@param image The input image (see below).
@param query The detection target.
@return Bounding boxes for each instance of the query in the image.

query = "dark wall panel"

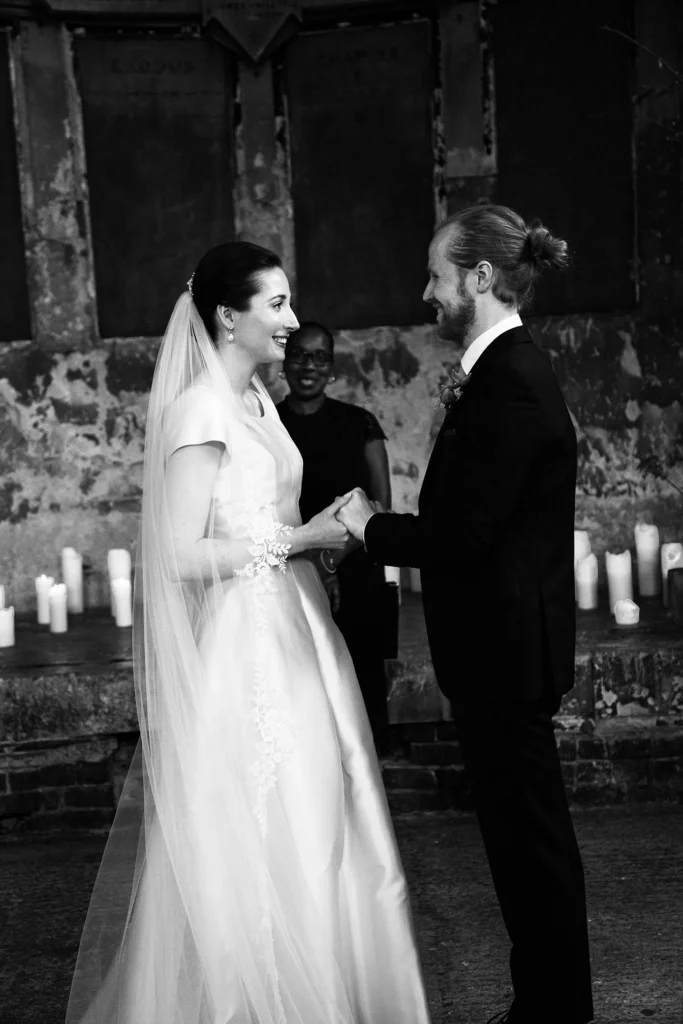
[75,37,235,338]
[0,32,31,343]
[493,0,635,314]
[286,21,435,329]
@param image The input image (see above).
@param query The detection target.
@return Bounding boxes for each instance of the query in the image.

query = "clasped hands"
[304,488,384,553]
[334,487,382,541]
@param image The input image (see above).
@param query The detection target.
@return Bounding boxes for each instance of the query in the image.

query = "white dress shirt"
[460,312,523,376]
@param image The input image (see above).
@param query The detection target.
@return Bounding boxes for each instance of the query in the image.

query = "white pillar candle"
[49,583,68,634]
[112,577,132,627]
[108,549,132,616]
[409,567,422,593]
[614,598,640,626]
[634,523,660,596]
[61,547,84,614]
[0,584,4,610]
[0,606,14,647]
[576,553,598,610]
[661,542,683,607]
[605,550,634,614]
[35,575,55,624]
[384,565,402,605]
[574,531,591,601]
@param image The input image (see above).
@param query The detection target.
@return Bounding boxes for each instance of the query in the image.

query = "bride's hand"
[303,495,352,550]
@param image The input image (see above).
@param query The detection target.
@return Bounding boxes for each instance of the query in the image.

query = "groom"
[338,205,593,1024]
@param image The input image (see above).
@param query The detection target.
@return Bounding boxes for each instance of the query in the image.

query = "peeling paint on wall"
[0,342,149,610]
[1,308,682,613]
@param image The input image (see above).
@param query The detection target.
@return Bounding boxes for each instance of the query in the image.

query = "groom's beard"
[436,287,476,345]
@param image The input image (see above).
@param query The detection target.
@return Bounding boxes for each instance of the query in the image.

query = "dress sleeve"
[359,408,387,443]
[165,387,230,460]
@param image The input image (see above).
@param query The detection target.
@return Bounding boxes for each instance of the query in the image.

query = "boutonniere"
[436,367,472,409]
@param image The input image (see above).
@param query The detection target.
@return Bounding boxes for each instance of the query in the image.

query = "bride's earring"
[222,306,234,342]
[328,376,337,384]
[278,371,286,379]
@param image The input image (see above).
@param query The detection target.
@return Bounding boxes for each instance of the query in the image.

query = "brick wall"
[1,720,682,834]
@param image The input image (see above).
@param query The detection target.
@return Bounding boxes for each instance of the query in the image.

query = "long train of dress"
[66,382,432,1024]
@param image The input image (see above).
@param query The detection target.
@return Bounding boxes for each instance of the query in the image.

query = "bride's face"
[230,267,300,364]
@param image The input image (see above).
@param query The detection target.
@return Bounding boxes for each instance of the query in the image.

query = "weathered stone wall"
[2,311,681,611]
[0,0,681,613]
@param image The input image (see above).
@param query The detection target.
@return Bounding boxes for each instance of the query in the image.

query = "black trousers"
[334,559,389,748]
[451,697,594,1024]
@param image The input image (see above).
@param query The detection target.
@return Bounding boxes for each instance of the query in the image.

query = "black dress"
[277,396,390,747]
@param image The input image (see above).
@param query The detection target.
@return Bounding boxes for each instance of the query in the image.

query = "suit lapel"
[419,401,465,507]
[419,324,533,509]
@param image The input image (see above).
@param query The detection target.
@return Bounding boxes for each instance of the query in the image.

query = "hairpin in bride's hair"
[187,272,195,298]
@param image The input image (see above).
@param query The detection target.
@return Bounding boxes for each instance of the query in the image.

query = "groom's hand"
[335,487,377,541]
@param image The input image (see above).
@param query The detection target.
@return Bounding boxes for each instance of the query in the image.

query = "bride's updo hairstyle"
[191,241,282,342]
[443,204,569,311]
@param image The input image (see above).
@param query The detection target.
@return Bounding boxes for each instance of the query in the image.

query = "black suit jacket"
[365,325,577,704]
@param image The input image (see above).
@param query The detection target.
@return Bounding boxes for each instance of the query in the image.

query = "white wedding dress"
[66,368,432,1024]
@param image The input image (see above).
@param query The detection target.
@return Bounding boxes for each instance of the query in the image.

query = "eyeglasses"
[286,347,333,367]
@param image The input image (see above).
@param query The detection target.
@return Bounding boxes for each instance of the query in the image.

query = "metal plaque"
[75,37,235,337]
[286,21,435,328]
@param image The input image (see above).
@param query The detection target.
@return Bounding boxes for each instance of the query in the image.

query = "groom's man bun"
[523,220,569,270]
[441,204,569,312]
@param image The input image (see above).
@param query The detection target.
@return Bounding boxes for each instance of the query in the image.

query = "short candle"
[49,583,68,634]
[575,553,598,610]
[605,550,633,615]
[35,575,55,625]
[112,577,133,628]
[614,598,640,626]
[108,549,132,616]
[0,606,15,647]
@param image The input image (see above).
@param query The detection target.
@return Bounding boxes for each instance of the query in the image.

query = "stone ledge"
[0,602,682,831]
[0,669,137,744]
[387,594,683,725]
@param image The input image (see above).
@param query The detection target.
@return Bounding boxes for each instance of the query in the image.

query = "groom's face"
[423,233,476,345]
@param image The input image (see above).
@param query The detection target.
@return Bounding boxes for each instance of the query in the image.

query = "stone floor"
[0,805,681,1024]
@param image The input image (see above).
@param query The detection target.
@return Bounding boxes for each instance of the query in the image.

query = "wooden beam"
[11,21,97,351]
[234,59,296,286]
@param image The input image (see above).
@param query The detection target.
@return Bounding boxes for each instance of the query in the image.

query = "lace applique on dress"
[234,510,293,589]
[234,505,296,837]
[234,501,295,1024]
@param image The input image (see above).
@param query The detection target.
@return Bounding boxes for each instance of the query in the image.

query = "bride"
[65,241,432,1024]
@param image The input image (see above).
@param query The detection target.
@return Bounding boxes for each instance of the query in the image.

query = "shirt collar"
[460,313,523,376]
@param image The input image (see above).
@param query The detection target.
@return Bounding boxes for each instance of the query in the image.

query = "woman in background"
[277,322,392,754]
